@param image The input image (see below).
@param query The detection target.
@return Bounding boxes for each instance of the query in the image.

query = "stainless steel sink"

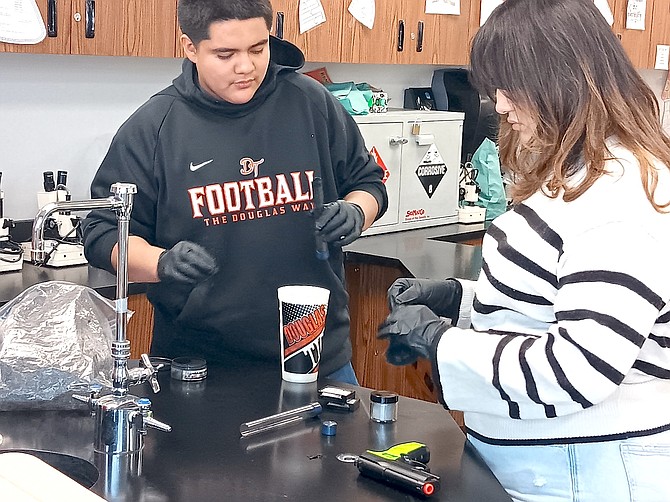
[0,449,99,488]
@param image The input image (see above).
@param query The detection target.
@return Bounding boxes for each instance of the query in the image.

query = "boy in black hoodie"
[82,0,387,383]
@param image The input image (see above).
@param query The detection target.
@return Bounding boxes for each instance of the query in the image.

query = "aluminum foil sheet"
[0,281,118,409]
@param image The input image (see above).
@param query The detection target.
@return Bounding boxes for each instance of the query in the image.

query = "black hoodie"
[83,37,387,375]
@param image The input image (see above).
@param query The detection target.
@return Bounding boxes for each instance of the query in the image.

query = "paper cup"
[278,285,330,383]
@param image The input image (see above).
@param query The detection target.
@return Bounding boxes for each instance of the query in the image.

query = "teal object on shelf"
[325,82,373,115]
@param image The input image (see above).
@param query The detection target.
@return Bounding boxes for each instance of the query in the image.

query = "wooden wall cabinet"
[427,0,478,66]
[268,0,474,65]
[468,0,667,70]
[1,1,669,68]
[339,0,473,65]
[648,0,670,70]
[269,0,344,63]
[269,0,670,68]
[176,1,345,61]
[70,0,177,57]
[612,0,656,69]
[0,0,177,57]
[585,0,670,70]
[0,0,69,54]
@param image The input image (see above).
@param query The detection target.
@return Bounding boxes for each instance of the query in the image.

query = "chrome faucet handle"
[141,353,161,393]
[72,382,104,415]
[137,398,172,434]
[144,416,172,433]
[127,354,161,393]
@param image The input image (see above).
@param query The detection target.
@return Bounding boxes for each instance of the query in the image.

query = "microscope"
[458,159,486,224]
[0,172,24,273]
[24,170,87,266]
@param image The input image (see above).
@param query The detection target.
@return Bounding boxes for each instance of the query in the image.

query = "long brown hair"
[470,0,670,212]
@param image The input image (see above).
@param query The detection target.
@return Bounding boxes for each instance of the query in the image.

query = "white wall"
[0,52,667,219]
[1,53,182,219]
[0,53,440,219]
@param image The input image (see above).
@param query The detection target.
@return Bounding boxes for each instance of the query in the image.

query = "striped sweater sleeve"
[434,205,670,420]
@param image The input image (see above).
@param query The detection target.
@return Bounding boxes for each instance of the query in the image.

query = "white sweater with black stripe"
[436,141,670,444]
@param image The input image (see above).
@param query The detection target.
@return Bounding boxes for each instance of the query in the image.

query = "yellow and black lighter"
[355,441,440,498]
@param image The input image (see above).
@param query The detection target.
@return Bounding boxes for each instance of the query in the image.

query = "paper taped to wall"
[593,0,614,25]
[655,46,670,71]
[426,0,460,16]
[626,0,646,31]
[0,0,46,44]
[300,0,326,34]
[349,0,375,29]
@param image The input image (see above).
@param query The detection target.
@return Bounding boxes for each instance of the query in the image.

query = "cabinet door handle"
[389,136,408,146]
[85,0,95,39]
[47,0,57,37]
[397,20,404,52]
[416,21,424,52]
[275,12,284,39]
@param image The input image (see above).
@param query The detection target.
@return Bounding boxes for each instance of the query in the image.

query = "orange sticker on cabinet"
[370,147,390,184]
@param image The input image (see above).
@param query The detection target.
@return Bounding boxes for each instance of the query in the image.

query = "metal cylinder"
[93,395,144,454]
[110,182,137,346]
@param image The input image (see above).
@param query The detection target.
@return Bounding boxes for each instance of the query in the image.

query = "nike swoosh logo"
[190,159,214,171]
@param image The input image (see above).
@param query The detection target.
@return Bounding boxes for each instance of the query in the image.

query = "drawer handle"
[397,20,404,52]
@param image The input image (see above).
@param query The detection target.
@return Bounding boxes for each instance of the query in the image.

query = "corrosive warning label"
[415,144,447,198]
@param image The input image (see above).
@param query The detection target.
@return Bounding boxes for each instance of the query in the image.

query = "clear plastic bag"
[0,281,119,410]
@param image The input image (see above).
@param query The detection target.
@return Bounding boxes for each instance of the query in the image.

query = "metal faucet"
[32,183,171,454]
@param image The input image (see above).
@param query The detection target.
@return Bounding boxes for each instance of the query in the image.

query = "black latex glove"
[315,200,365,247]
[387,278,462,322]
[157,241,218,285]
[378,304,451,366]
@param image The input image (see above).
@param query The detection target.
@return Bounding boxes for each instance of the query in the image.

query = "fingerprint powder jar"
[170,357,208,382]
[370,391,398,423]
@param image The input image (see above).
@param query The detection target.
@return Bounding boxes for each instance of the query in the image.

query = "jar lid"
[171,357,207,371]
[370,390,398,404]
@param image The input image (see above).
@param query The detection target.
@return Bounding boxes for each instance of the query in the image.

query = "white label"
[655,45,670,71]
[626,0,646,30]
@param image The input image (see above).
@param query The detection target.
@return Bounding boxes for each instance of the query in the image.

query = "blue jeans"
[468,429,670,502]
[325,361,359,386]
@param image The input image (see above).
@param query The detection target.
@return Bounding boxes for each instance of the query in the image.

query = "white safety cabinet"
[354,110,464,235]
